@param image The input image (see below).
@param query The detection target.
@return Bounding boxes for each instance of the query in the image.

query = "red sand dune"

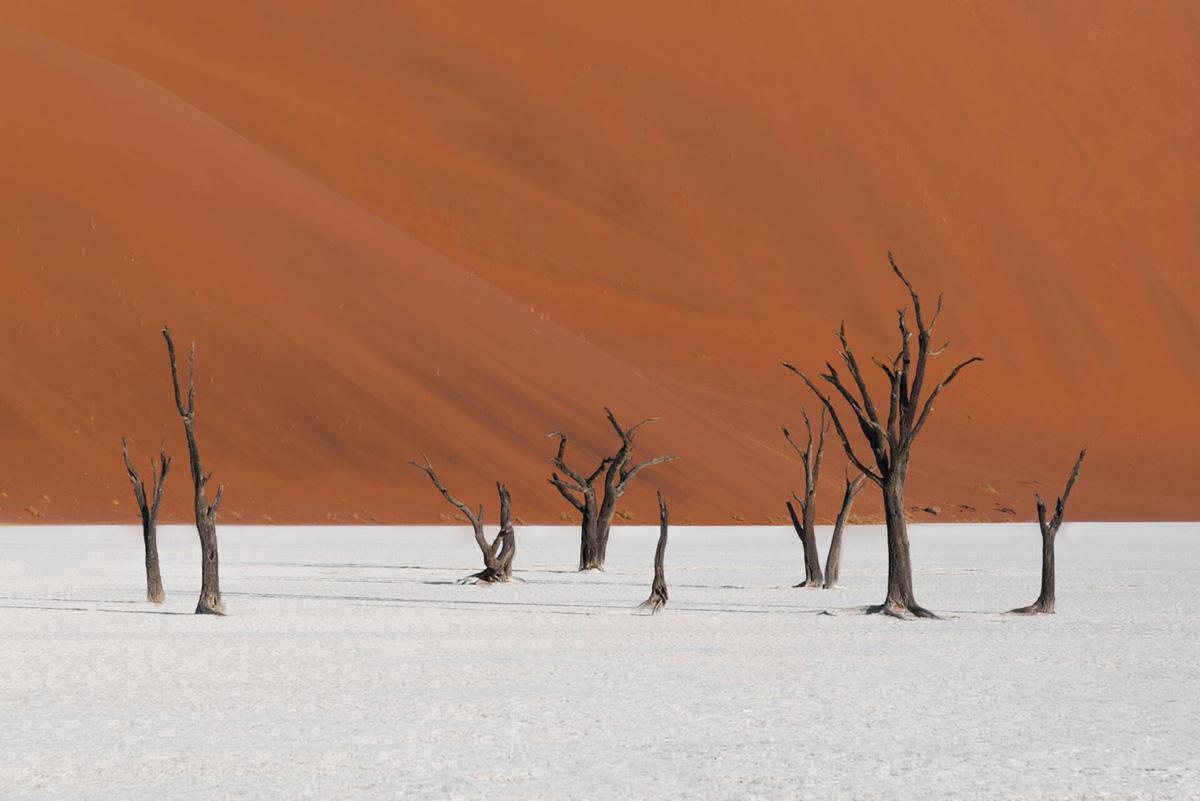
[0,3,1197,524]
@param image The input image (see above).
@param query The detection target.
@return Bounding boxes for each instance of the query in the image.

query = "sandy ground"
[1,523,1197,800]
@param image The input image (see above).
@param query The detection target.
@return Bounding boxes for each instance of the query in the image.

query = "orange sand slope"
[0,3,1197,523]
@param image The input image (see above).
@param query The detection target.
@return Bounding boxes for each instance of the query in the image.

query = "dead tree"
[784,252,982,617]
[549,432,611,571]
[1010,449,1086,615]
[823,471,866,589]
[596,408,678,565]
[121,437,171,603]
[163,326,225,616]
[783,408,828,587]
[410,454,515,583]
[639,491,670,614]
[549,408,676,571]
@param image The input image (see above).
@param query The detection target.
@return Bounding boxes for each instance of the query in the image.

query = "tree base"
[792,580,824,588]
[866,600,938,619]
[638,590,667,615]
[458,568,510,585]
[1009,601,1055,615]
[195,600,225,616]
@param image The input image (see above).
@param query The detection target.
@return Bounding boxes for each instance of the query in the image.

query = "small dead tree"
[549,408,676,571]
[121,437,171,603]
[783,408,828,587]
[549,432,611,571]
[1010,449,1086,615]
[163,326,225,616]
[639,491,670,613]
[410,454,515,583]
[785,252,982,617]
[823,471,866,589]
[596,408,677,565]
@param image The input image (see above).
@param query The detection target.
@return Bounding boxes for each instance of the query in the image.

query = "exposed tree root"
[865,601,939,620]
[1008,601,1054,615]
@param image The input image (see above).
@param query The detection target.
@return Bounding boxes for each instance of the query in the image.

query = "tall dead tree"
[823,471,866,589]
[410,454,515,583]
[121,437,171,603]
[785,252,982,617]
[163,326,225,616]
[549,408,676,571]
[1010,449,1085,615]
[639,491,670,614]
[783,408,828,587]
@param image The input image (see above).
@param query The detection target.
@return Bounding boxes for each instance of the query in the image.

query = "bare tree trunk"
[142,520,164,603]
[800,499,823,588]
[786,499,822,588]
[823,472,865,588]
[1011,449,1085,615]
[163,326,225,616]
[121,437,171,603]
[195,510,223,615]
[639,491,669,613]
[873,470,931,617]
[595,480,617,566]
[579,493,602,571]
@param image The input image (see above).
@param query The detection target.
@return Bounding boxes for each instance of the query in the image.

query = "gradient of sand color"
[0,3,1196,523]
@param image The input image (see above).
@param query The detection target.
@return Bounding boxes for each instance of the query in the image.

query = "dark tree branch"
[619,454,678,486]
[409,454,484,535]
[911,356,984,439]
[548,473,586,511]
[783,363,882,486]
[121,437,148,511]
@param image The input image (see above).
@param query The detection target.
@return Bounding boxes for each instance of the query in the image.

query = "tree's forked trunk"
[143,521,165,604]
[1011,449,1085,615]
[121,437,170,604]
[550,410,676,573]
[462,482,517,584]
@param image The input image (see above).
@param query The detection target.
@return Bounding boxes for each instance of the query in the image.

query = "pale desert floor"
[1,523,1197,800]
